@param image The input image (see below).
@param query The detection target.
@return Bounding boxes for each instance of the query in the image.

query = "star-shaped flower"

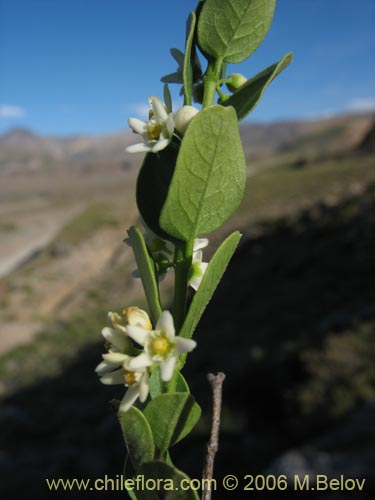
[126,310,196,382]
[126,96,174,153]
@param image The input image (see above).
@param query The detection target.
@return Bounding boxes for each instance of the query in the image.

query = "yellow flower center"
[123,370,136,386]
[147,122,162,140]
[152,336,169,355]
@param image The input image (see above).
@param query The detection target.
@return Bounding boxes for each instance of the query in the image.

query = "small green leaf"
[149,367,190,399]
[136,146,179,243]
[163,84,172,113]
[118,406,155,471]
[127,226,162,325]
[183,12,196,106]
[144,393,201,453]
[160,106,246,241]
[161,48,184,84]
[137,461,200,500]
[180,231,241,340]
[223,52,293,120]
[124,457,139,500]
[197,0,276,63]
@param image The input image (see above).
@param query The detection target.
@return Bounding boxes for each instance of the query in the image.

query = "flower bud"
[226,73,247,92]
[174,106,199,135]
[123,307,152,330]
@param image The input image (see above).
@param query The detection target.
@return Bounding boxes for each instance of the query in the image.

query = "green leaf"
[124,457,139,500]
[144,393,201,453]
[149,367,190,399]
[136,146,179,243]
[180,231,241,340]
[197,0,276,63]
[222,52,293,120]
[183,12,196,106]
[137,461,200,500]
[118,406,155,471]
[160,106,246,241]
[163,84,172,113]
[127,226,162,325]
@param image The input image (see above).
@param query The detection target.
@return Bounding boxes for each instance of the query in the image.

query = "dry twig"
[201,372,226,500]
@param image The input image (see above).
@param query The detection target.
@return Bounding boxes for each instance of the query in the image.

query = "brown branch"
[202,372,226,500]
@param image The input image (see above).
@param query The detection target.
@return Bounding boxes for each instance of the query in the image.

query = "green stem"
[202,57,224,108]
[173,240,194,332]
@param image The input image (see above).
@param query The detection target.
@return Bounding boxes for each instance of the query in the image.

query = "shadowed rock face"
[357,120,375,153]
[0,188,374,500]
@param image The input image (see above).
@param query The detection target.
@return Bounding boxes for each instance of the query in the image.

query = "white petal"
[156,310,175,339]
[101,327,128,351]
[139,373,149,402]
[119,386,140,413]
[150,96,168,123]
[126,307,152,330]
[128,117,147,135]
[100,368,124,385]
[95,360,114,375]
[126,325,150,346]
[189,276,201,291]
[200,262,208,273]
[128,352,153,370]
[192,250,203,263]
[102,352,128,364]
[160,356,176,382]
[126,142,151,153]
[193,238,209,252]
[189,262,208,291]
[165,113,175,136]
[151,138,170,153]
[175,337,197,355]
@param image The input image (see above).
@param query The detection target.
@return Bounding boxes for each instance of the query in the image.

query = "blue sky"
[0,0,374,135]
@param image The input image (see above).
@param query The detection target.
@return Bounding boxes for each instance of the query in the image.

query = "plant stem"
[173,240,193,331]
[202,57,223,108]
[202,372,226,500]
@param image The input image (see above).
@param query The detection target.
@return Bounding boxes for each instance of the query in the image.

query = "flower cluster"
[126,96,198,154]
[96,307,196,412]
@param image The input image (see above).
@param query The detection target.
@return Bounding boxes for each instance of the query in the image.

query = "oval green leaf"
[118,406,155,471]
[160,106,246,241]
[136,146,179,243]
[137,461,200,500]
[197,0,276,63]
[179,231,241,341]
[144,393,201,453]
[222,52,293,120]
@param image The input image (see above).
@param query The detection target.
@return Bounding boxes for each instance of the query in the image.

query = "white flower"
[99,355,150,413]
[174,105,199,135]
[188,238,209,291]
[126,310,197,382]
[126,96,174,153]
[95,306,152,412]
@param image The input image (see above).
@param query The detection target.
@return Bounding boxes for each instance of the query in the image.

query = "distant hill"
[240,113,374,158]
[0,113,373,173]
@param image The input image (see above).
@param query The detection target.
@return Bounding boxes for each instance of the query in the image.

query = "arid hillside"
[0,112,374,499]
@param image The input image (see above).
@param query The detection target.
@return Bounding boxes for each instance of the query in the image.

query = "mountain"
[0,112,373,173]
